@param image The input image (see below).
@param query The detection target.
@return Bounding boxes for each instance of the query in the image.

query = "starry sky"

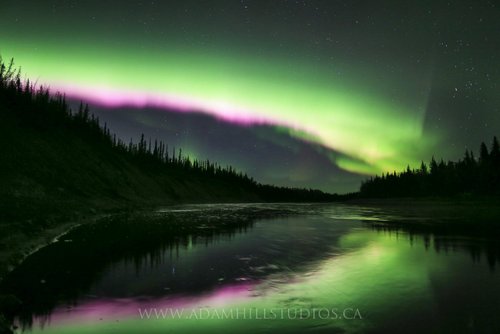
[0,0,498,193]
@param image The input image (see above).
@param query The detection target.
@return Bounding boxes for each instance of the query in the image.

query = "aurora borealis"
[1,0,498,192]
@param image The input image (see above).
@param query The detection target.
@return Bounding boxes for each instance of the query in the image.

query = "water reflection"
[363,220,500,270]
[1,206,282,329]
[1,204,500,333]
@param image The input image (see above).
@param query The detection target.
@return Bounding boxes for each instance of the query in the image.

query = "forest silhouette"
[0,56,337,222]
[2,55,499,210]
[360,137,500,197]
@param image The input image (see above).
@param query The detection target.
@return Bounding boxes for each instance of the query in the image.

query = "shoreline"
[0,216,97,283]
[4,197,500,278]
[1,199,500,333]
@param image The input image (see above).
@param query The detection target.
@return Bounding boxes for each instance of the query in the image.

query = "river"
[3,203,500,333]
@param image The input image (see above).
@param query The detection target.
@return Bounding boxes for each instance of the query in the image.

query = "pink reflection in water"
[31,282,255,328]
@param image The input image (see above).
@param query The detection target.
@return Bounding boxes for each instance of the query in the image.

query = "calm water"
[3,204,500,333]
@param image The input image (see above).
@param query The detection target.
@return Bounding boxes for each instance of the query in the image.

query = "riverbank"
[4,196,500,281]
[0,213,89,334]
[0,211,109,283]
[0,203,301,333]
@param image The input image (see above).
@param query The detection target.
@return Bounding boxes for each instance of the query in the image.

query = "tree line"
[0,57,336,202]
[0,57,247,180]
[360,137,500,197]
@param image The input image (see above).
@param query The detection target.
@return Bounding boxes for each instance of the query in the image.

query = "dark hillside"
[0,58,336,224]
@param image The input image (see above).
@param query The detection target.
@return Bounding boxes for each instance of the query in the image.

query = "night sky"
[0,1,498,193]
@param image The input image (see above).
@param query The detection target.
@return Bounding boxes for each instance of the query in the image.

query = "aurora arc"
[0,41,435,175]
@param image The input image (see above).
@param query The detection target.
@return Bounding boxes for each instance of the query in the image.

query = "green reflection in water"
[29,228,495,334]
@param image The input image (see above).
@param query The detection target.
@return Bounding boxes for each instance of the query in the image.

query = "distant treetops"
[360,137,500,197]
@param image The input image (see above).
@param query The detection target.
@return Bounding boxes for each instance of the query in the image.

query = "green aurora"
[1,0,498,191]
[0,39,436,175]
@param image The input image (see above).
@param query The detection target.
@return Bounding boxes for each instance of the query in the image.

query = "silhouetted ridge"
[0,57,336,218]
